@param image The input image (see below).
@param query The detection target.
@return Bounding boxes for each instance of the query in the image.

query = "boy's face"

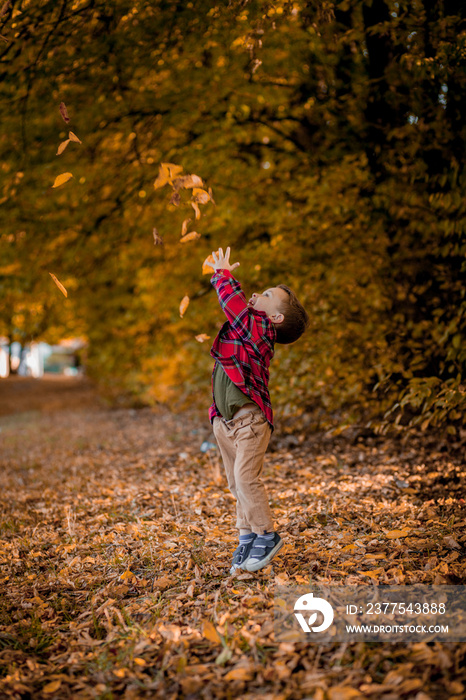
[248,287,289,324]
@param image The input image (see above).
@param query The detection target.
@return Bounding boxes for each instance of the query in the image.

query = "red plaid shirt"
[209,269,276,430]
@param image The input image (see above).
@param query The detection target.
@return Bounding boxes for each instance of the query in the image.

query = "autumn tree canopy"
[1,0,465,433]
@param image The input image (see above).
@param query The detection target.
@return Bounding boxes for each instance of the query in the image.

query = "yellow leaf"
[191,201,201,220]
[68,131,82,143]
[114,668,126,678]
[43,680,62,694]
[202,254,216,275]
[134,657,146,666]
[49,273,68,298]
[181,218,191,236]
[162,162,184,179]
[56,139,70,155]
[202,620,222,644]
[385,529,410,539]
[224,666,254,681]
[195,334,210,343]
[120,570,135,581]
[179,295,190,318]
[180,232,201,243]
[52,172,73,188]
[192,187,210,204]
[154,163,170,189]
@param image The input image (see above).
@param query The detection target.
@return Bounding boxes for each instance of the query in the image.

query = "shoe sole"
[244,539,284,572]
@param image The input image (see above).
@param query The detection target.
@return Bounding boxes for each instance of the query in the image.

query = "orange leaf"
[49,273,68,298]
[191,202,201,220]
[52,172,73,188]
[173,174,203,189]
[179,295,190,318]
[134,657,146,666]
[162,162,184,179]
[195,334,210,343]
[120,570,135,581]
[43,680,62,694]
[56,139,70,155]
[181,218,191,236]
[180,232,200,243]
[202,620,222,644]
[154,163,170,189]
[224,666,255,681]
[385,529,410,539]
[192,187,210,204]
[68,131,82,144]
[202,254,216,275]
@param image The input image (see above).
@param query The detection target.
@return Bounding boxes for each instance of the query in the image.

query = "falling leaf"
[385,528,410,539]
[202,620,222,645]
[56,140,70,155]
[179,295,190,318]
[195,334,210,343]
[162,162,184,179]
[114,669,126,678]
[181,218,191,236]
[69,131,82,144]
[180,232,200,243]
[170,191,181,206]
[43,680,62,694]
[173,174,204,190]
[192,187,211,204]
[49,273,68,298]
[154,163,170,190]
[202,254,216,275]
[59,102,70,123]
[52,172,73,188]
[153,228,163,245]
[134,657,146,666]
[191,202,201,220]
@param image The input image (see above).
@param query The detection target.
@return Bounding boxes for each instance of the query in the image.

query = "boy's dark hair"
[274,284,310,344]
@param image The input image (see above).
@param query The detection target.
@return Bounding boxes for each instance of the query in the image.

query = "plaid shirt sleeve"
[210,269,275,355]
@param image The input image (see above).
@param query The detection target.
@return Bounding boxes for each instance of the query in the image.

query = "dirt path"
[0,377,465,698]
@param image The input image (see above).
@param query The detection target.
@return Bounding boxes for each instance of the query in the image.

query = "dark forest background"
[1,0,465,435]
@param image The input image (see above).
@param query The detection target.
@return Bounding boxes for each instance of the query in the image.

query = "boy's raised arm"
[206,247,249,329]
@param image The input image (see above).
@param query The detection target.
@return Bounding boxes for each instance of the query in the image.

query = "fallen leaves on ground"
[0,378,465,698]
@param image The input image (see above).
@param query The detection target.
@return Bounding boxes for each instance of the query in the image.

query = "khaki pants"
[213,409,273,535]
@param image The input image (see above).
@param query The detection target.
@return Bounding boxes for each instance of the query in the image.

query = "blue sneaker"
[230,537,256,575]
[244,533,283,572]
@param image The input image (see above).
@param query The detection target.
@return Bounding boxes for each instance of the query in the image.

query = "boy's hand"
[206,246,240,273]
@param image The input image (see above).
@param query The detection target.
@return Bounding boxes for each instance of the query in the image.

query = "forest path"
[0,377,464,698]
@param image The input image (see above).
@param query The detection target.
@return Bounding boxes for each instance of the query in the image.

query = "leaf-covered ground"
[1,377,465,699]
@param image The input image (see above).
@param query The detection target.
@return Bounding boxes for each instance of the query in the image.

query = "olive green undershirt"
[213,362,253,420]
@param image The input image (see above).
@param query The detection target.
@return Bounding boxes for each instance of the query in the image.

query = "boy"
[206,246,309,574]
